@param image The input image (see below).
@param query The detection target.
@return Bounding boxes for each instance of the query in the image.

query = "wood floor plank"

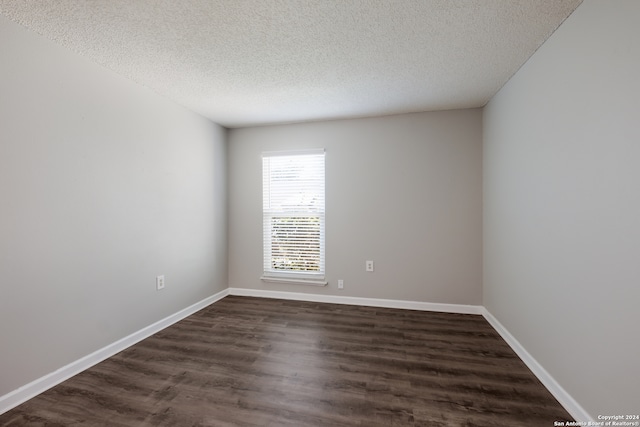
[0,296,573,426]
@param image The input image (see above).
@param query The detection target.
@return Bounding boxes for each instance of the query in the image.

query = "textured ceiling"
[0,0,582,128]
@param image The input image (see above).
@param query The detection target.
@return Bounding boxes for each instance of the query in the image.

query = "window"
[262,149,326,285]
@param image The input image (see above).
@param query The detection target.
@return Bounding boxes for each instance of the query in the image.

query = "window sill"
[260,276,328,286]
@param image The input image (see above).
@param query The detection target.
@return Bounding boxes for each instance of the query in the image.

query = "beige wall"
[228,110,483,305]
[0,16,228,395]
[483,0,639,417]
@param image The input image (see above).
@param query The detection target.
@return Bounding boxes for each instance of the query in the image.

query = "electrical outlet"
[156,275,165,291]
[338,279,344,289]
[366,260,374,272]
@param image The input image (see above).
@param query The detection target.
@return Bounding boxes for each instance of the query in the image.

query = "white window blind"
[262,149,325,283]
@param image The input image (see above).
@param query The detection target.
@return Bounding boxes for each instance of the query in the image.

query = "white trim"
[229,288,588,421]
[0,288,229,416]
[481,307,593,423]
[1,288,589,424]
[260,276,328,286]
[227,287,482,314]
[262,148,325,158]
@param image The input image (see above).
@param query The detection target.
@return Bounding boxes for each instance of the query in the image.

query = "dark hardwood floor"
[0,296,572,426]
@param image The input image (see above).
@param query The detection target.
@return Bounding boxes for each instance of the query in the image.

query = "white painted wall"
[483,0,639,417]
[228,110,482,305]
[0,16,227,396]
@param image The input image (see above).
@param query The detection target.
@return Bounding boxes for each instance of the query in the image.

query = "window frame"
[261,149,327,286]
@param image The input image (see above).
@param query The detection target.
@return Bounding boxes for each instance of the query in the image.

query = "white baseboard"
[0,288,229,416]
[1,288,588,424]
[231,288,588,421]
[481,307,593,422]
[227,287,482,314]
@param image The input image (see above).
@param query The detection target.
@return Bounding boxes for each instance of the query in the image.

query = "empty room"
[0,0,638,426]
